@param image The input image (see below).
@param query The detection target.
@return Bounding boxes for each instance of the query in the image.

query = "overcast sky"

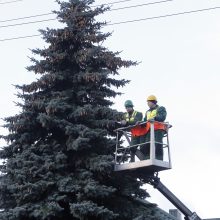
[1,0,220,218]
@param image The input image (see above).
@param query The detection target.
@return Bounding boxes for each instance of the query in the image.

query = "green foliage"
[0,0,161,219]
[70,201,117,220]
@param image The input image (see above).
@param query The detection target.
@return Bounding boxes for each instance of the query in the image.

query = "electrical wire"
[93,0,136,7]
[0,0,22,4]
[0,34,40,41]
[109,6,220,25]
[0,13,53,23]
[0,18,56,29]
[0,0,137,7]
[110,0,172,11]
[0,0,172,24]
[1,5,220,41]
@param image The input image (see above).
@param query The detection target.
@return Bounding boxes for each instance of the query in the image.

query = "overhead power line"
[0,0,154,24]
[0,0,136,8]
[0,0,22,4]
[94,0,136,7]
[110,0,173,11]
[108,6,220,25]
[0,0,172,25]
[1,5,220,42]
[0,18,56,29]
[0,34,40,42]
[0,13,53,23]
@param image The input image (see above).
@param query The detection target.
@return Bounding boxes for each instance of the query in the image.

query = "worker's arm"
[155,106,167,122]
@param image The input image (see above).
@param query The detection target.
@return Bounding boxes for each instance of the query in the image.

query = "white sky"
[1,0,220,219]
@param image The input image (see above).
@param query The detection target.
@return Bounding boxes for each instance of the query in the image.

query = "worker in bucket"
[141,95,167,160]
[121,100,146,162]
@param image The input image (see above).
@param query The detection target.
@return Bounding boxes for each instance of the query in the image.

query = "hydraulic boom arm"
[143,175,201,220]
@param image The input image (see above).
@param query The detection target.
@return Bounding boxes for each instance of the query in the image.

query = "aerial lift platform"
[114,121,201,220]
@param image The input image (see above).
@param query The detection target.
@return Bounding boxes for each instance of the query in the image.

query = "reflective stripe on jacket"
[125,111,137,123]
[147,109,157,120]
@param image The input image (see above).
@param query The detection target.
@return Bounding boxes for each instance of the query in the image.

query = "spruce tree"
[0,0,161,219]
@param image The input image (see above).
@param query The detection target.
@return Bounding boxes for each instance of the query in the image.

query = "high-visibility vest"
[147,109,157,120]
[124,111,137,123]
[125,111,148,137]
[146,106,166,131]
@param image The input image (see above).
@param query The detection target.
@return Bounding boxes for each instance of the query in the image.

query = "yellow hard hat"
[147,95,157,102]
